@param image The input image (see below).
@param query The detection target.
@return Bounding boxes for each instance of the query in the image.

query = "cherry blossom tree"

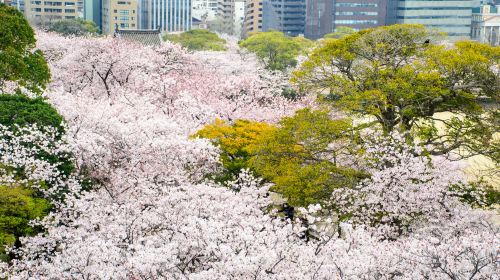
[1,32,497,279]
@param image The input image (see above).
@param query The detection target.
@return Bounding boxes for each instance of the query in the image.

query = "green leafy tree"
[194,111,365,207]
[0,185,51,261]
[45,18,99,36]
[164,29,227,51]
[239,31,311,71]
[0,3,50,95]
[292,24,500,164]
[324,26,356,39]
[0,94,64,132]
[249,109,366,207]
[0,94,74,176]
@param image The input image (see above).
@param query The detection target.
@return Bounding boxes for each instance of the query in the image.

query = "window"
[119,10,128,14]
[334,20,378,25]
[64,8,75,12]
[335,3,378,7]
[336,11,378,16]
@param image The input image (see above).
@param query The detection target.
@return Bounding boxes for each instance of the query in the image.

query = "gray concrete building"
[262,0,306,36]
[305,0,333,39]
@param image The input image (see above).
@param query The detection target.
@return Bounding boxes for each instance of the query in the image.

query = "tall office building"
[394,0,477,39]
[332,0,387,31]
[101,0,138,34]
[305,0,333,39]
[244,0,262,34]
[140,0,191,32]
[84,0,101,30]
[262,0,306,36]
[24,0,83,24]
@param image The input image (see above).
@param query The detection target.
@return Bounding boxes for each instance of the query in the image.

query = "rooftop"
[114,28,163,47]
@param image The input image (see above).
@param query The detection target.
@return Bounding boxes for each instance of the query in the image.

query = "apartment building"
[24,0,83,23]
[244,0,262,34]
[216,0,244,35]
[216,0,234,33]
[101,0,137,34]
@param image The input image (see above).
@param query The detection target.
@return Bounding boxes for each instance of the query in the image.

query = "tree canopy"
[239,30,312,71]
[0,3,50,94]
[45,18,99,36]
[0,94,64,131]
[192,119,275,184]
[292,24,500,164]
[324,26,356,39]
[164,29,227,51]
[0,185,50,261]
[195,110,366,207]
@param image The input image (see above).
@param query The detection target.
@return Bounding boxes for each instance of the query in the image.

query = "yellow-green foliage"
[292,24,500,163]
[195,110,366,207]
[0,185,50,261]
[164,29,227,51]
[324,26,356,39]
[249,109,366,206]
[192,119,275,183]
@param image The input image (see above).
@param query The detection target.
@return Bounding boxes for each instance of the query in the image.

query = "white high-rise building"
[216,0,244,36]
[140,0,192,32]
[472,4,500,45]
[192,0,217,20]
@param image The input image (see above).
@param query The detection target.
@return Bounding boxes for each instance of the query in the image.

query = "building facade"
[84,0,101,30]
[234,0,245,36]
[332,0,387,31]
[472,4,500,45]
[394,0,477,39]
[262,0,306,36]
[216,0,244,35]
[140,0,191,32]
[216,0,234,34]
[101,0,137,34]
[244,0,262,34]
[192,0,217,21]
[24,0,83,24]
[304,0,333,39]
[3,0,25,12]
